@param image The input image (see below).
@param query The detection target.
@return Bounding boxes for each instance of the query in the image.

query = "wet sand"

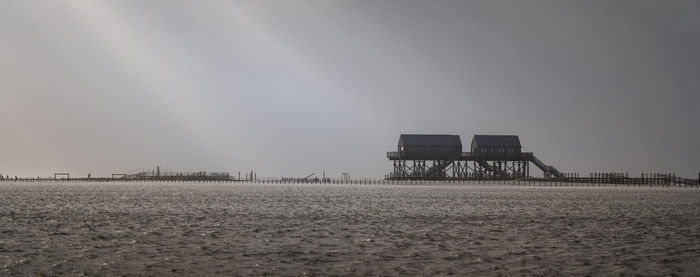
[1,182,699,276]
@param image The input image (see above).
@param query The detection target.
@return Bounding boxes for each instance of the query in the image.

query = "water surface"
[1,182,699,276]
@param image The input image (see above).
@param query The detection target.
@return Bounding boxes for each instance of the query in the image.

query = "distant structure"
[127,167,231,181]
[397,134,462,160]
[387,134,563,180]
[54,173,70,180]
[471,135,521,157]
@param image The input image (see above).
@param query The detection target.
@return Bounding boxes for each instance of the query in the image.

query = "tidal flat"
[1,182,699,276]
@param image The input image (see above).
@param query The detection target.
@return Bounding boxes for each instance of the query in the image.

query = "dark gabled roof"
[399,134,462,146]
[472,135,521,147]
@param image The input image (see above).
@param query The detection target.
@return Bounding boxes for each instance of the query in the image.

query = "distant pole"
[675,173,678,188]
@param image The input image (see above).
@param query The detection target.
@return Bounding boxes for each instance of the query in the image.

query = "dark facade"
[398,134,462,160]
[471,135,521,157]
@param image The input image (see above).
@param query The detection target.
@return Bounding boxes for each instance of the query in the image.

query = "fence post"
[595,173,598,186]
[675,173,678,188]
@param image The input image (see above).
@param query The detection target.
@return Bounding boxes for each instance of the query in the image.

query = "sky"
[1,1,699,178]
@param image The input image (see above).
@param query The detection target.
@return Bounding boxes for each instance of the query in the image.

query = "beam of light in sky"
[61,1,221,146]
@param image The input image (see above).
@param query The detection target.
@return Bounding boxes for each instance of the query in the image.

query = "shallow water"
[1,182,699,276]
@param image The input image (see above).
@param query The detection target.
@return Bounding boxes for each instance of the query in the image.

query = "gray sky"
[1,1,699,178]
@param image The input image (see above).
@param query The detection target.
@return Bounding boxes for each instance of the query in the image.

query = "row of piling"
[0,177,698,188]
[0,172,698,188]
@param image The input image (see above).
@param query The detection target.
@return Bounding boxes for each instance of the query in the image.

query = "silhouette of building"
[471,135,521,158]
[396,134,462,160]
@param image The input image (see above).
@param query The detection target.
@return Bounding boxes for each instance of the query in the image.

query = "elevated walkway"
[529,155,564,178]
[388,151,564,179]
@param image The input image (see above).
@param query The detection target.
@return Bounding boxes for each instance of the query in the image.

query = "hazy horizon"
[1,1,699,178]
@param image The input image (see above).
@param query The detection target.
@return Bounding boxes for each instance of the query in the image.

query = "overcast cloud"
[1,1,698,178]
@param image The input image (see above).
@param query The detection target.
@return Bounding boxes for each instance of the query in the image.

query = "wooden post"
[596,173,599,186]
[604,172,606,187]
[675,173,679,188]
